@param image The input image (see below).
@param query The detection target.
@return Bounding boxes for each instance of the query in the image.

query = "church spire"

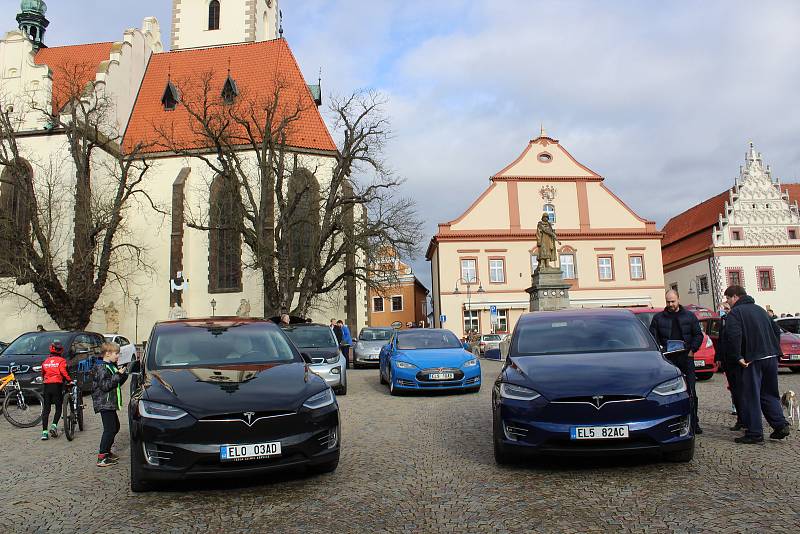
[16,0,49,49]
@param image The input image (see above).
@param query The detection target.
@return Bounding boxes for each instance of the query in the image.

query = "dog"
[781,390,800,429]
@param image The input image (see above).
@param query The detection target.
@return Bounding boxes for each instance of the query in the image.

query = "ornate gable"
[713,143,800,247]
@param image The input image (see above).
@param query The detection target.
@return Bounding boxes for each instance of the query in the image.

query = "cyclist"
[40,341,73,440]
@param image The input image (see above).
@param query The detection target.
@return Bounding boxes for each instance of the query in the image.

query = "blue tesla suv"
[492,308,694,463]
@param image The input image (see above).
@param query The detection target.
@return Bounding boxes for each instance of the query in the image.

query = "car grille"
[416,368,464,382]
[200,410,294,426]
[551,395,644,409]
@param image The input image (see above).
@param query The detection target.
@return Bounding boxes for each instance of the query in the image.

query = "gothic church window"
[287,168,321,271]
[208,174,242,292]
[208,1,221,31]
[0,161,32,277]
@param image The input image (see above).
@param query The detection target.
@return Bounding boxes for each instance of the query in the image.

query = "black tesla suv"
[128,318,340,492]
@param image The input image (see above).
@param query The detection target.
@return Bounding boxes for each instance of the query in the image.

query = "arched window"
[543,203,556,223]
[0,161,32,277]
[208,175,242,292]
[208,0,221,31]
[287,168,321,271]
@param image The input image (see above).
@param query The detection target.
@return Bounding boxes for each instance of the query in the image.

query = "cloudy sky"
[13,0,800,289]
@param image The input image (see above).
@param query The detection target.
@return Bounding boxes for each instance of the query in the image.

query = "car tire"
[664,441,695,463]
[130,447,152,493]
[335,383,347,396]
[493,434,518,465]
[389,368,399,396]
[310,457,339,474]
[379,369,387,384]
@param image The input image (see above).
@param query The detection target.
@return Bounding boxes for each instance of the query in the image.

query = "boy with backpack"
[92,342,128,467]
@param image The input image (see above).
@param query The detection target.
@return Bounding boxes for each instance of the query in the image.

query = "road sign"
[489,305,498,327]
[489,305,497,314]
[439,314,446,324]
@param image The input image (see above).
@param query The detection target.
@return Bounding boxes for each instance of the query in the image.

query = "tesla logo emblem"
[592,395,604,408]
[243,412,255,425]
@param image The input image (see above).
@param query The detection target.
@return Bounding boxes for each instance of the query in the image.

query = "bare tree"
[0,61,159,329]
[155,70,421,318]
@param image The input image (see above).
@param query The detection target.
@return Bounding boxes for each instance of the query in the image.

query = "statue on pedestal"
[536,214,560,271]
[528,213,570,312]
[236,299,251,317]
[100,301,120,333]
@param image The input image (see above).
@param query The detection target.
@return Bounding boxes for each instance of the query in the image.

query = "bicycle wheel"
[77,397,85,432]
[62,393,75,441]
[3,388,44,428]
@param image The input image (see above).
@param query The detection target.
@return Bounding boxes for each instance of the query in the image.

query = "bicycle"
[62,380,84,441]
[0,372,44,428]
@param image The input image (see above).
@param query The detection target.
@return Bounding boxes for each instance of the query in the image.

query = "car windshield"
[150,323,299,368]
[2,332,71,357]
[515,316,657,355]
[283,326,338,349]
[632,312,657,329]
[358,328,393,341]
[778,319,800,334]
[482,335,502,341]
[396,330,462,350]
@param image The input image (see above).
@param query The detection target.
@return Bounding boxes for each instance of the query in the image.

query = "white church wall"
[717,253,800,316]
[0,30,52,132]
[172,0,279,50]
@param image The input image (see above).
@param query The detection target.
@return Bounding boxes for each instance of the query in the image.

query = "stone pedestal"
[527,267,571,311]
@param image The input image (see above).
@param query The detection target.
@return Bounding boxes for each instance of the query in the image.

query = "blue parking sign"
[489,305,497,314]
[439,314,446,323]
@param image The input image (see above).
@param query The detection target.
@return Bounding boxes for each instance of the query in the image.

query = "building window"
[208,0,221,30]
[489,259,505,283]
[699,275,709,293]
[208,175,242,292]
[757,268,775,291]
[543,203,556,223]
[726,268,743,288]
[0,161,32,277]
[391,295,403,312]
[790,229,797,240]
[597,256,613,281]
[372,297,384,313]
[530,253,538,274]
[496,309,508,333]
[463,310,479,335]
[287,169,321,271]
[161,80,180,111]
[460,259,477,283]
[629,255,644,280]
[731,230,741,241]
[560,253,575,279]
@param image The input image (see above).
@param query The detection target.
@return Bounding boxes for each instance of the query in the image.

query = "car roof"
[624,307,662,314]
[283,323,331,329]
[518,308,637,325]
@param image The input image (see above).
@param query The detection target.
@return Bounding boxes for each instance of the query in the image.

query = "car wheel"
[389,368,399,396]
[664,441,695,463]
[310,457,339,474]
[130,445,152,493]
[493,433,517,465]
[379,367,387,384]
[335,383,347,396]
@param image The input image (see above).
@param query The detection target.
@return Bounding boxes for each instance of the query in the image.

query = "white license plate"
[570,425,629,440]
[220,442,281,462]
[367,354,380,360]
[429,372,455,380]
[694,360,705,368]
[791,355,800,361]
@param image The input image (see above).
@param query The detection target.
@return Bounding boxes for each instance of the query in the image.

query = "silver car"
[476,334,503,355]
[352,327,394,368]
[282,324,348,395]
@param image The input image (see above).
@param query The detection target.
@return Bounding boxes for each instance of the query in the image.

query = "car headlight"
[325,353,340,364]
[499,382,542,401]
[303,388,335,410]
[138,400,189,420]
[462,358,478,368]
[651,376,687,396]
[395,361,417,369]
[32,365,42,372]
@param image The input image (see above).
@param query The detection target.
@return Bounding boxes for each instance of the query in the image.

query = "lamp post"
[210,298,217,317]
[453,277,484,336]
[686,276,707,306]
[133,296,140,343]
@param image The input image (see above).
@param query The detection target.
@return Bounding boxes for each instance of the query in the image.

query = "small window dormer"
[208,0,221,31]
[221,73,238,105]
[162,79,180,111]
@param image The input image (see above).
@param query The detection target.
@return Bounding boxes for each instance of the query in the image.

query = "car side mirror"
[301,352,313,364]
[129,359,142,374]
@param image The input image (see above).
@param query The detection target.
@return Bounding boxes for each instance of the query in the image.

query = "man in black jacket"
[715,303,745,430]
[650,290,704,434]
[721,285,790,444]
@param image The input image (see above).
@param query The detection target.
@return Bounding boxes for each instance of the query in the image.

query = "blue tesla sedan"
[379,329,481,395]
[492,309,694,463]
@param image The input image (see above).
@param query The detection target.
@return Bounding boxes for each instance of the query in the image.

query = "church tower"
[171,0,281,50]
[16,0,49,49]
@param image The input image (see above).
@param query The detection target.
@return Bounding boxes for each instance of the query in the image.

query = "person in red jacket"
[40,341,72,440]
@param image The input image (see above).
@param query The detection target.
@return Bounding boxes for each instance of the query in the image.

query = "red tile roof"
[124,39,336,154]
[34,42,114,113]
[662,183,800,267]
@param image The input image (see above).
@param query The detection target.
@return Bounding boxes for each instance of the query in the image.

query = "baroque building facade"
[427,133,666,336]
[0,0,368,342]
[662,143,800,314]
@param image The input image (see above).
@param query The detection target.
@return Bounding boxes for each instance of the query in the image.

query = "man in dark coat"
[650,290,704,434]
[715,303,745,430]
[721,285,790,444]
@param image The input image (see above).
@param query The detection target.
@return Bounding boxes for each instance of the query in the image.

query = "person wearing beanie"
[40,341,73,440]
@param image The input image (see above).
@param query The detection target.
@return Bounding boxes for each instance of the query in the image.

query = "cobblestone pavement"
[2,362,800,533]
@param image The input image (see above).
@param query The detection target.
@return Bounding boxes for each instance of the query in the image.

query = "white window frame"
[530,254,538,274]
[372,296,384,313]
[460,259,477,283]
[391,295,403,312]
[544,203,556,223]
[629,256,644,280]
[497,309,508,333]
[598,257,613,281]
[463,309,479,334]
[559,253,575,279]
[489,259,505,283]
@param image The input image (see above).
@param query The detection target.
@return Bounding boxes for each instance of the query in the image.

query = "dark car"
[776,317,800,335]
[0,341,7,354]
[127,318,339,492]
[493,309,694,464]
[0,330,104,394]
[703,317,800,373]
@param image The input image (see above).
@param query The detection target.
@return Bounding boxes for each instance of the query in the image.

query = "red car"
[627,307,718,381]
[702,316,800,373]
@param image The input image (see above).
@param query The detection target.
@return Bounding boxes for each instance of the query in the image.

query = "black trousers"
[685,368,700,432]
[41,383,64,431]
[724,364,744,425]
[99,410,120,455]
[740,357,787,438]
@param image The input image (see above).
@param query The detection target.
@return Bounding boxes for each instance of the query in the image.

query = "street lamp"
[210,298,217,317]
[453,277,484,335]
[686,276,707,306]
[133,296,140,343]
